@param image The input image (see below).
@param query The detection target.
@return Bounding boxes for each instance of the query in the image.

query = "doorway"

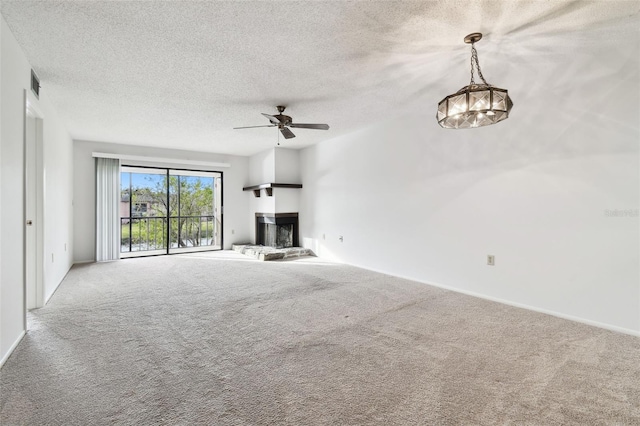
[120,166,223,257]
[24,90,44,314]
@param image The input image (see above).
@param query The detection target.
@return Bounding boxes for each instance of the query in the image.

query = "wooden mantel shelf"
[243,183,303,191]
[243,183,302,197]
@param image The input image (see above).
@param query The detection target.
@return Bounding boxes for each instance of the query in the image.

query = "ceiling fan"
[234,106,329,139]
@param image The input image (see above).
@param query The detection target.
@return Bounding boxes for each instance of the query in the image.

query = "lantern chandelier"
[437,33,513,129]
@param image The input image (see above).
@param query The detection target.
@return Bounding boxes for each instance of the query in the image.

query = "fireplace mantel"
[243,182,302,197]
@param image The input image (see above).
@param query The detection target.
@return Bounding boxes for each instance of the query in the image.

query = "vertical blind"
[95,157,120,261]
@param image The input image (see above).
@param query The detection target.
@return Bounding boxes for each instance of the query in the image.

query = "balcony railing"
[121,215,221,253]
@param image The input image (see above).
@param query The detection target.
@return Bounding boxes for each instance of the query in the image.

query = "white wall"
[299,39,639,335]
[1,16,74,365]
[273,189,299,214]
[247,147,302,214]
[274,148,301,213]
[0,15,26,366]
[72,140,252,261]
[248,148,275,215]
[0,12,4,367]
[42,89,74,303]
[274,148,300,183]
[249,148,275,183]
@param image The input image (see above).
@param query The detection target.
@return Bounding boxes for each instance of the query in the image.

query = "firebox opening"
[256,213,298,248]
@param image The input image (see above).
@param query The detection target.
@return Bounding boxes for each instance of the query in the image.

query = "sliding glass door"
[168,170,222,253]
[120,167,168,256]
[120,166,222,257]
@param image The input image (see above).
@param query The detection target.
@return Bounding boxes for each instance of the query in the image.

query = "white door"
[25,91,44,311]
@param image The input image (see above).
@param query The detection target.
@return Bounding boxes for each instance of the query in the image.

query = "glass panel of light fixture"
[447,94,467,116]
[469,90,490,111]
[492,90,506,110]
[437,101,447,121]
[498,111,509,122]
[477,113,493,127]
[443,116,457,129]
[458,113,474,129]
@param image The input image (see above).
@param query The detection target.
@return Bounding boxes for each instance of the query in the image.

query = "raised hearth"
[232,244,313,261]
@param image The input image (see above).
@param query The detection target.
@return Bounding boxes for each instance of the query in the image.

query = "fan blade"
[233,125,277,129]
[280,127,296,139]
[289,123,330,130]
[262,113,284,125]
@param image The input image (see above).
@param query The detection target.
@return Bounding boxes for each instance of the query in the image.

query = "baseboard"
[350,263,640,338]
[0,330,26,369]
[73,259,94,265]
[432,281,640,338]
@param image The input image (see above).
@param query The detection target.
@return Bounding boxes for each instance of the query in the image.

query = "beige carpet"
[1,251,639,425]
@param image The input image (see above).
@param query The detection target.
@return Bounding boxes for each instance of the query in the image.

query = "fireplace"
[256,213,299,248]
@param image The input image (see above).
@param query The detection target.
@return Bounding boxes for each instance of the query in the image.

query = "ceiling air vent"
[31,69,40,99]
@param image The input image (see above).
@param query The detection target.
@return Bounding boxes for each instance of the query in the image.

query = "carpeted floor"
[1,251,639,425]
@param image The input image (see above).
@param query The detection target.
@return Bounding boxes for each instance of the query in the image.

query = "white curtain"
[96,157,120,261]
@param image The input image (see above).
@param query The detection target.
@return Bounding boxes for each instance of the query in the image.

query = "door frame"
[24,89,45,326]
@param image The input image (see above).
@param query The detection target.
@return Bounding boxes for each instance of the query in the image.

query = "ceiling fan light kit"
[234,106,329,142]
[437,32,513,129]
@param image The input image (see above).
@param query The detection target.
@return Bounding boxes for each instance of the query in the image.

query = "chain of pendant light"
[469,42,489,87]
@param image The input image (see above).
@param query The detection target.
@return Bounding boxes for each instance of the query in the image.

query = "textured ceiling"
[1,1,638,156]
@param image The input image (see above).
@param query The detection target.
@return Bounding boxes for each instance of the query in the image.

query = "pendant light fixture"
[437,33,513,129]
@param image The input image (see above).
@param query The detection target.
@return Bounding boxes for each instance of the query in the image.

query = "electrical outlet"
[64,243,67,252]
[323,233,326,240]
[487,255,495,266]
[52,253,54,263]
[231,229,235,235]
